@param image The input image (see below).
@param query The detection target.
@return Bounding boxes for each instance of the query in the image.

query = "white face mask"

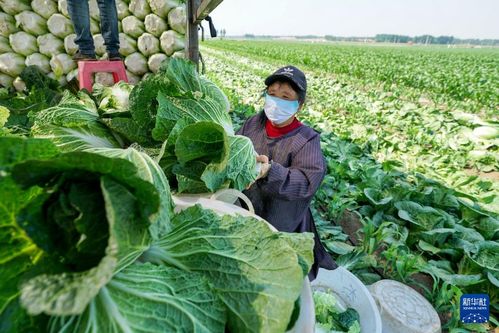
[263,93,300,124]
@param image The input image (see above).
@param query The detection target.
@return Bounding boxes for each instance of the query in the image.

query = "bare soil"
[336,210,363,245]
[407,272,434,297]
[463,168,499,182]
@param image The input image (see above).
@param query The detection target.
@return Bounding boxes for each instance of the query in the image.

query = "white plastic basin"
[172,194,315,333]
[369,280,441,333]
[311,267,383,333]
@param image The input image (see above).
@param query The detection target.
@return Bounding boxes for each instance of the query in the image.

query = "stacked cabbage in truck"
[0,0,187,89]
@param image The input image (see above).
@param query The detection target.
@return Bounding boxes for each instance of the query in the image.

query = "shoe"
[108,52,123,61]
[72,51,97,61]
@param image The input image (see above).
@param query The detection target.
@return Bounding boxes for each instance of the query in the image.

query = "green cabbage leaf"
[142,205,315,333]
[1,140,162,316]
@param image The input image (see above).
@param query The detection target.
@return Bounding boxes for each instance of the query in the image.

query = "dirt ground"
[464,169,499,182]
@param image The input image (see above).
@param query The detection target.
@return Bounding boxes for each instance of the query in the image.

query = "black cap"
[264,65,307,94]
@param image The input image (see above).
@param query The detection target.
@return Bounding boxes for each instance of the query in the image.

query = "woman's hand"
[256,155,269,164]
[256,155,271,180]
[246,155,271,189]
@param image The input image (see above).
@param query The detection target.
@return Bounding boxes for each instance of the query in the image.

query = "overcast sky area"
[208,0,499,39]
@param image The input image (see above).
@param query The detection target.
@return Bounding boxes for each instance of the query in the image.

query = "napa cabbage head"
[103,58,258,193]
[93,81,134,115]
[0,137,163,317]
[471,126,499,140]
[313,290,361,333]
[0,106,9,135]
[31,91,124,151]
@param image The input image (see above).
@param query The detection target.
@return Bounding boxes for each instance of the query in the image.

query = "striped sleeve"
[258,135,325,201]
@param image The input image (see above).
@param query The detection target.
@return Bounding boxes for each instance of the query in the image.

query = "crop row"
[205,40,499,113]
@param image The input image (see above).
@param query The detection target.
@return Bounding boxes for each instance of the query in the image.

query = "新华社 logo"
[460,294,489,324]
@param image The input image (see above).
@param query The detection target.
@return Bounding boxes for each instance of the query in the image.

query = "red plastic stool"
[78,60,128,92]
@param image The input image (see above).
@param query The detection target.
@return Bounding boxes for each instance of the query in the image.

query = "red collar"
[265,117,303,138]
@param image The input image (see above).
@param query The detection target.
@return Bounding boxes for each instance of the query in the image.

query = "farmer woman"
[237,66,337,280]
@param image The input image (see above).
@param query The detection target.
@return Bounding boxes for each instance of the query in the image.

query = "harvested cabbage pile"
[0,0,187,89]
[314,290,361,333]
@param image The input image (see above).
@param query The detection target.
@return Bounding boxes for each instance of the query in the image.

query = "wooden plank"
[186,0,201,65]
[194,0,223,24]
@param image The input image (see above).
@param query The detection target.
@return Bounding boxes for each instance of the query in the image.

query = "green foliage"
[143,205,314,333]
[30,92,123,151]
[112,58,258,192]
[173,121,229,191]
[47,263,226,333]
[20,66,59,91]
[0,66,62,135]
[0,137,59,327]
[10,150,161,316]
[125,70,171,142]
[205,40,499,108]
[0,105,10,135]
[38,204,314,333]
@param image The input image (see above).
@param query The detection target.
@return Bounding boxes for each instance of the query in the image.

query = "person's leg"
[66,0,95,56]
[97,0,120,57]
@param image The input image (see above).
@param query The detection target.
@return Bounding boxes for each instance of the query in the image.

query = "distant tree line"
[243,34,273,39]
[324,35,373,42]
[236,34,498,46]
[373,34,499,46]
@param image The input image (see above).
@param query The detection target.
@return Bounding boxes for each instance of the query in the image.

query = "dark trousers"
[66,0,119,55]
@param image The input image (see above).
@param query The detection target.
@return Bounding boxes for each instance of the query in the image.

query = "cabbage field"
[201,40,499,332]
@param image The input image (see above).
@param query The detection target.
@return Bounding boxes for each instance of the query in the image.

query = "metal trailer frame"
[185,0,223,65]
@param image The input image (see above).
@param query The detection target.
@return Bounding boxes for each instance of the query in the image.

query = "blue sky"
[209,0,499,39]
